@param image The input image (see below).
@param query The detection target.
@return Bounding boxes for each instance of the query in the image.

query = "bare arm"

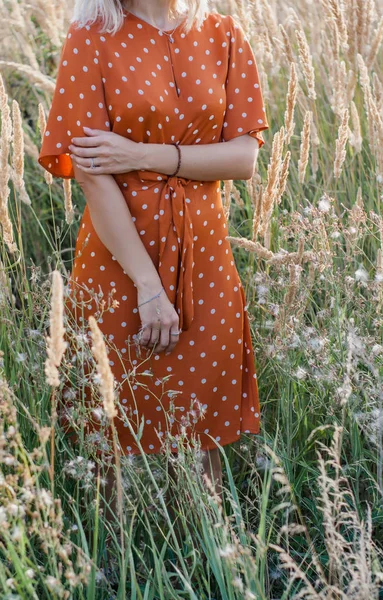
[69,131,260,180]
[142,135,260,181]
[73,163,180,353]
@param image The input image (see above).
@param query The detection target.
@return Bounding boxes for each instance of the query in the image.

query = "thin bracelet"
[169,142,181,177]
[137,286,164,308]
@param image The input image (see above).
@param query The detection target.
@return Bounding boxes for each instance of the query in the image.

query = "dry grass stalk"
[361,51,383,169]
[349,100,363,153]
[333,59,348,116]
[260,125,285,237]
[88,315,117,421]
[37,104,53,186]
[279,24,295,66]
[376,248,383,279]
[346,68,357,106]
[0,61,56,93]
[334,107,349,179]
[356,0,366,55]
[322,0,348,48]
[222,179,232,222]
[258,0,280,45]
[251,181,263,242]
[298,110,312,184]
[284,263,302,307]
[11,99,31,206]
[295,27,317,100]
[44,270,68,387]
[0,74,17,254]
[349,186,367,230]
[0,257,11,306]
[284,62,297,145]
[357,54,381,165]
[63,179,74,225]
[366,14,383,69]
[226,234,322,266]
[275,150,290,206]
[231,183,244,208]
[372,72,383,108]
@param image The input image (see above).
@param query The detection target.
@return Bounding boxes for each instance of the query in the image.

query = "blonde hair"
[71,0,212,36]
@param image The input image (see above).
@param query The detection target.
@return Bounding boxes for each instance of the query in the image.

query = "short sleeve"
[38,21,111,179]
[221,15,269,148]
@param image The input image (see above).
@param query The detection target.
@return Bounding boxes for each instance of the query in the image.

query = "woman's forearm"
[141,135,259,181]
[74,169,162,294]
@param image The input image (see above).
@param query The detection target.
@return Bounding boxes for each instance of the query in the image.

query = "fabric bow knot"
[136,170,195,331]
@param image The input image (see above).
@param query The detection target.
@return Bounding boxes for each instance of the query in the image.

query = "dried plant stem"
[260,126,285,238]
[334,107,349,179]
[295,27,317,100]
[284,62,297,145]
[11,99,31,206]
[298,110,312,184]
[45,270,68,387]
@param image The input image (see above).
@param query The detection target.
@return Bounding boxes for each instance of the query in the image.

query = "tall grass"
[0,0,383,597]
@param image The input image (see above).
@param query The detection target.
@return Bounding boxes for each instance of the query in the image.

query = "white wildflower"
[219,544,236,557]
[295,366,307,379]
[318,196,331,212]
[355,264,369,282]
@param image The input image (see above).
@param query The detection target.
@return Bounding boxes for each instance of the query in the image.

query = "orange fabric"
[38,10,269,455]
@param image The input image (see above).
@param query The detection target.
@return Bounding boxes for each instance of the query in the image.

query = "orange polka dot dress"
[38,9,269,455]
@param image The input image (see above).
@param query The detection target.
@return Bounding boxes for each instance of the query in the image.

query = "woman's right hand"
[136,281,181,354]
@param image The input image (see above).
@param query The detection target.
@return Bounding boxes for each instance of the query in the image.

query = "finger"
[68,144,104,159]
[148,323,161,348]
[83,127,111,136]
[165,327,180,353]
[70,155,105,169]
[155,324,170,353]
[138,324,151,347]
[70,135,105,147]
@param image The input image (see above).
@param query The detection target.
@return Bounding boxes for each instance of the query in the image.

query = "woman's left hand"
[68,126,146,175]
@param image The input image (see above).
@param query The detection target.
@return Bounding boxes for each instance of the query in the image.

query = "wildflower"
[232,576,244,591]
[219,544,236,557]
[45,576,64,595]
[355,264,369,282]
[307,337,325,352]
[25,569,35,579]
[295,366,307,379]
[0,506,8,524]
[11,526,22,542]
[39,489,53,507]
[318,196,331,212]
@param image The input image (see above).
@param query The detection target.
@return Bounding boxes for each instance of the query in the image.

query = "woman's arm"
[72,164,181,353]
[143,134,260,181]
[69,130,259,181]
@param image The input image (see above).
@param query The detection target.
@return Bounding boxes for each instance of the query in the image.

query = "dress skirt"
[38,8,269,455]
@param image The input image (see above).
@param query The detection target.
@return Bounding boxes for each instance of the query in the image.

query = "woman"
[38,0,269,497]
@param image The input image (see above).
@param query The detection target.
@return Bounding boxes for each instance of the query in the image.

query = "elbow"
[242,155,258,180]
[240,140,260,180]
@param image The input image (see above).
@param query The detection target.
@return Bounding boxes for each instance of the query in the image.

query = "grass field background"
[0,0,383,598]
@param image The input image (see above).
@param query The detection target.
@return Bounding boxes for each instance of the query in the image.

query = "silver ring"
[170,331,180,336]
[90,157,96,170]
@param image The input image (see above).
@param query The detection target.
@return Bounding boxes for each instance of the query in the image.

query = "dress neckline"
[123,10,188,35]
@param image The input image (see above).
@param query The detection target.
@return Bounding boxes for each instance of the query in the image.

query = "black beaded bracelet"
[169,142,181,177]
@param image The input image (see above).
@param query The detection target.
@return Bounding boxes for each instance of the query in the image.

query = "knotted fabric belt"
[135,169,195,332]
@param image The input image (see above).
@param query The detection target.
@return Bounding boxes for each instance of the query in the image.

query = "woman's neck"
[123,0,183,30]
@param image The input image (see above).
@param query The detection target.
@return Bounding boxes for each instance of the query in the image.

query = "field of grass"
[1,0,383,598]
